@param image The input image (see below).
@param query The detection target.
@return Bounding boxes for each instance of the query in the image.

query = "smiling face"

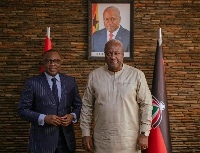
[103,8,121,33]
[104,40,124,72]
[42,51,62,77]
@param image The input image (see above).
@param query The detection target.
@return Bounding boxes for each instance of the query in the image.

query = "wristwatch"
[141,131,150,136]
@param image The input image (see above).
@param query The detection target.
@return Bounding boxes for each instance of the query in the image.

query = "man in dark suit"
[91,6,130,52]
[18,49,82,153]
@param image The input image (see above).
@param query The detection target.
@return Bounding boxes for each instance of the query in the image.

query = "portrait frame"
[87,0,134,61]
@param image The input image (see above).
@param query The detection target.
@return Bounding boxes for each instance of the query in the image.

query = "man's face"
[43,51,62,77]
[103,9,121,33]
[105,42,124,72]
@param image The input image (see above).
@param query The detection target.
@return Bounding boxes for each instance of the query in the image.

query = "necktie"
[51,78,59,106]
[109,33,114,40]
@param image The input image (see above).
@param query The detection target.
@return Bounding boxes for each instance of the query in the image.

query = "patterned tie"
[51,78,59,106]
[109,33,114,40]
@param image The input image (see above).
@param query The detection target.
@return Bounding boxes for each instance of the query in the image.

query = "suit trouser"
[55,126,75,153]
[30,126,74,153]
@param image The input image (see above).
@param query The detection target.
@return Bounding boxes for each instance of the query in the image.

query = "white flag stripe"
[152,108,159,119]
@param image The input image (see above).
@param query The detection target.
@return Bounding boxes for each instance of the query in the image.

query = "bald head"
[104,39,124,72]
[104,39,124,52]
[103,6,120,17]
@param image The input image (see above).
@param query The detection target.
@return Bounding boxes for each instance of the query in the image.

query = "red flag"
[146,28,172,153]
[44,35,52,52]
[41,27,52,73]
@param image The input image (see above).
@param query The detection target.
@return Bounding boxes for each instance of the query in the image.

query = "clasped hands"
[44,114,74,126]
[82,134,148,152]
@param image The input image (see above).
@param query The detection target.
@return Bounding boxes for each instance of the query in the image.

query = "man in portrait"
[91,6,130,52]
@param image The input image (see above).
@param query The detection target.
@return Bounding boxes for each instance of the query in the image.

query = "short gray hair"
[103,6,120,17]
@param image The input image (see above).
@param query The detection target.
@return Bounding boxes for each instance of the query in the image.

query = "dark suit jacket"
[18,72,82,153]
[91,25,130,52]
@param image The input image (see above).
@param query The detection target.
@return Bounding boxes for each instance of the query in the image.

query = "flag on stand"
[92,3,99,35]
[27,27,52,153]
[41,27,52,73]
[146,28,172,153]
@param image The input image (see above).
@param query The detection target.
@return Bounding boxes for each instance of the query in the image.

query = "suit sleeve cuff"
[38,114,46,126]
[82,129,90,137]
[70,113,77,123]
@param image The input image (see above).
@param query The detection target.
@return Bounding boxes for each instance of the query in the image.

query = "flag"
[41,27,52,73]
[146,28,172,153]
[27,28,52,153]
[92,3,99,35]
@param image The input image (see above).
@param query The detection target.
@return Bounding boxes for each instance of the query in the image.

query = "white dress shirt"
[38,72,76,126]
[106,26,120,41]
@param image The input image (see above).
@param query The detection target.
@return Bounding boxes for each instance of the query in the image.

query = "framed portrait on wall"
[87,0,134,60]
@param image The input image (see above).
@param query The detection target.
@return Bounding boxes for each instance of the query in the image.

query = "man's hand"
[82,136,92,152]
[60,114,74,126]
[44,115,61,126]
[137,134,148,150]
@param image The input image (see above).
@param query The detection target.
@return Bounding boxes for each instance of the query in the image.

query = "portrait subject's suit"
[91,25,130,52]
[18,72,82,153]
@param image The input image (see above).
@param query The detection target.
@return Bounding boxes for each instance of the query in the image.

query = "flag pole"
[158,28,162,46]
[41,27,52,73]
[146,28,172,153]
[47,27,50,39]
[43,27,52,52]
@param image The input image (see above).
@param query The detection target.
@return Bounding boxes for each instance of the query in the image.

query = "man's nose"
[50,61,56,65]
[107,19,112,25]
[110,53,116,59]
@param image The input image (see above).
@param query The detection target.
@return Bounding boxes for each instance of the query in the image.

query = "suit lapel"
[39,72,56,105]
[115,26,124,41]
[59,73,65,104]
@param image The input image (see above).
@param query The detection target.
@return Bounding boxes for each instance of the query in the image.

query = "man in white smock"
[80,39,152,153]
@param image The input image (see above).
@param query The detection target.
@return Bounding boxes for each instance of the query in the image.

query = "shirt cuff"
[82,129,90,137]
[70,113,77,123]
[140,124,151,132]
[38,114,46,126]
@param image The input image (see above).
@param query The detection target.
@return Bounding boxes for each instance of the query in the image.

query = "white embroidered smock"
[80,64,152,153]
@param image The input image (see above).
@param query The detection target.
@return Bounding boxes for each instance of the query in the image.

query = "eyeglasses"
[44,59,61,64]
